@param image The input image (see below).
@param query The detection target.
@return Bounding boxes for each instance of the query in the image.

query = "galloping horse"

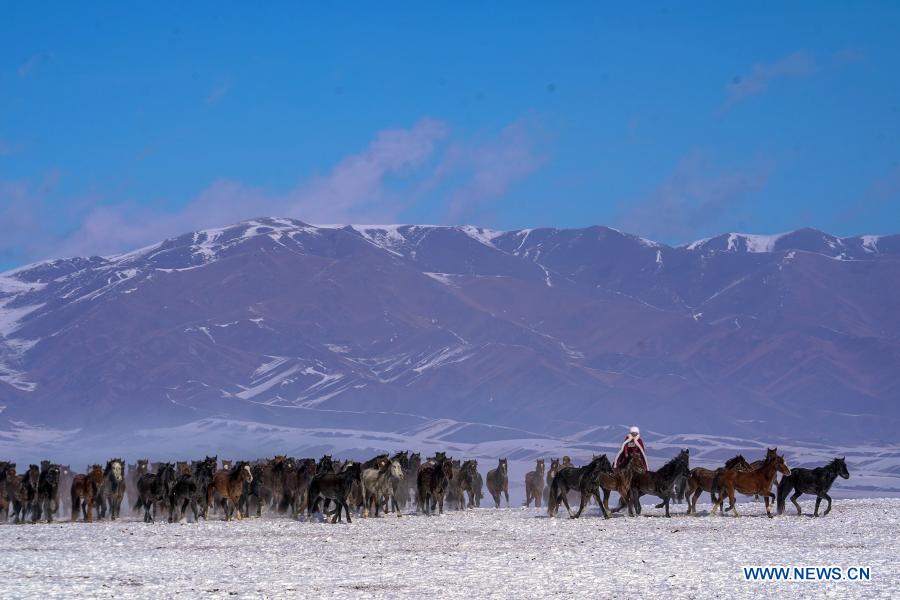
[711,451,791,517]
[620,450,691,518]
[547,455,613,519]
[486,458,509,508]
[71,465,104,522]
[685,454,751,514]
[598,453,639,516]
[207,461,253,521]
[417,455,453,516]
[98,458,126,520]
[308,462,362,523]
[777,457,849,517]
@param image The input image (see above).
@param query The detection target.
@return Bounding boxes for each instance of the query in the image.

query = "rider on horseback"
[613,426,648,470]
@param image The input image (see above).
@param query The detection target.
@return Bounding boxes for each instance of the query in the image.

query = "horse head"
[774,454,791,477]
[835,457,850,479]
[535,458,545,476]
[592,454,613,472]
[498,458,508,477]
[43,464,60,488]
[89,464,104,484]
[239,462,254,484]
[390,460,404,481]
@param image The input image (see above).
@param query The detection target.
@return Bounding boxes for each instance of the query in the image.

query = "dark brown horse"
[417,455,453,516]
[598,454,639,516]
[524,459,545,508]
[0,462,16,520]
[70,465,103,522]
[711,451,791,518]
[207,461,253,521]
[685,454,750,514]
[486,458,509,508]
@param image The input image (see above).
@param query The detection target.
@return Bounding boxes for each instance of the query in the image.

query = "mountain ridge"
[2,217,899,446]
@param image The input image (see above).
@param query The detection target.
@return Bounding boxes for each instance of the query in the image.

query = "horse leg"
[572,493,588,519]
[790,491,803,516]
[504,485,509,507]
[764,494,773,518]
[593,491,610,519]
[559,488,574,517]
[727,489,738,517]
[822,493,833,516]
[343,498,352,523]
[814,496,822,517]
[664,497,671,518]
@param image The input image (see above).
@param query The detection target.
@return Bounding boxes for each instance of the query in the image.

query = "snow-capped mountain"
[1,217,899,452]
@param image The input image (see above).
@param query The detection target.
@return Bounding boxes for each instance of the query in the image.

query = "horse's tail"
[133,496,144,512]
[547,475,560,517]
[776,473,793,515]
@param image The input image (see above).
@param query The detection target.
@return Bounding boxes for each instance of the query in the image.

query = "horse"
[127,460,149,511]
[524,459,545,508]
[396,452,420,509]
[598,453,639,516]
[447,459,479,510]
[711,452,791,518]
[417,455,453,516]
[32,463,61,523]
[308,462,362,523]
[542,458,560,506]
[71,465,104,523]
[56,464,73,517]
[278,458,317,518]
[0,462,15,520]
[316,455,335,475]
[622,449,691,518]
[777,457,849,517]
[362,459,404,517]
[472,470,484,508]
[169,469,199,523]
[486,458,510,508]
[684,454,750,514]
[97,458,125,520]
[547,455,613,519]
[207,461,253,521]
[11,464,39,523]
[134,463,177,523]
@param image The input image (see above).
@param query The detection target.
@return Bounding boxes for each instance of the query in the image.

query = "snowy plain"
[1,498,897,599]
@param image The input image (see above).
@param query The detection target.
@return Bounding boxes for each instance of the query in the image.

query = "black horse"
[547,455,613,519]
[777,457,850,517]
[307,461,362,523]
[31,463,61,523]
[619,449,690,518]
[134,462,177,523]
[11,464,39,523]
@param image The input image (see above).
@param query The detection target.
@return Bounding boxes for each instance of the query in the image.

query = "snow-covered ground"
[1,499,896,598]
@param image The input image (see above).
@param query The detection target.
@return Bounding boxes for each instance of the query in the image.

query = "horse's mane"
[656,454,687,477]
[725,454,747,469]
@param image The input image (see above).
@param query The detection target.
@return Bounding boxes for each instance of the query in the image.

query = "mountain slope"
[1,218,898,444]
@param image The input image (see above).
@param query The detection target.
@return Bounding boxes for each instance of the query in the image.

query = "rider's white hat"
[629,426,640,435]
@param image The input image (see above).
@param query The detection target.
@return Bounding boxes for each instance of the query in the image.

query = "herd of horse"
[0,448,850,525]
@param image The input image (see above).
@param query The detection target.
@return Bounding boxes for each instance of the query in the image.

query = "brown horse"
[598,453,639,516]
[685,454,750,514]
[207,461,253,521]
[711,451,791,518]
[524,459,545,508]
[70,465,103,522]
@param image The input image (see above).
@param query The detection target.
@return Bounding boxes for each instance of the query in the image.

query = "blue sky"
[1,2,899,268]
